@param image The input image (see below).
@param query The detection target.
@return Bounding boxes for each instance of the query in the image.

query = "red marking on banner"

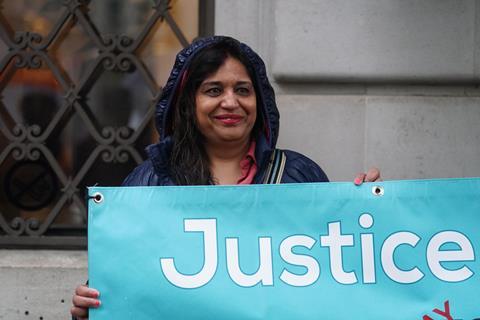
[432,301,452,320]
[422,300,453,320]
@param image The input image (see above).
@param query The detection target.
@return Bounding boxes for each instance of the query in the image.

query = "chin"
[215,129,251,141]
[218,135,248,143]
[214,132,251,144]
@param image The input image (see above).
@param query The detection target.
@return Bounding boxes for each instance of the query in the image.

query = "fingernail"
[354,178,362,185]
[96,300,101,307]
[91,290,100,298]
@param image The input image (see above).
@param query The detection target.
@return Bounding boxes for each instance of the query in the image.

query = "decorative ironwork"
[0,0,212,248]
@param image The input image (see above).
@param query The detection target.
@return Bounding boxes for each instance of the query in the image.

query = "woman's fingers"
[354,173,366,185]
[354,167,381,185]
[70,284,101,319]
[365,167,381,182]
[75,285,100,298]
[72,294,101,308]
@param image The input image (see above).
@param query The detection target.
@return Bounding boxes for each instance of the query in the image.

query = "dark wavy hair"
[169,38,262,185]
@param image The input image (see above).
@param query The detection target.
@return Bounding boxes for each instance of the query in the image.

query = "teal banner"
[88,179,480,319]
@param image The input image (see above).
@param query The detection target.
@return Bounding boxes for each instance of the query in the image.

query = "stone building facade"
[1,1,479,318]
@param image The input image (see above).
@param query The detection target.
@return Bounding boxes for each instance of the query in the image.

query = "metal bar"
[164,12,189,48]
[0,0,208,248]
[199,0,215,37]
[38,51,71,92]
[71,3,106,51]
[128,58,159,96]
[0,236,87,250]
[122,102,156,145]
[30,99,74,143]
[0,57,16,89]
[0,10,15,48]
[128,0,169,53]
[31,8,73,51]
[0,100,17,140]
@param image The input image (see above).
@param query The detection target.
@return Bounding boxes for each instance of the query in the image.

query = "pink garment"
[237,141,257,185]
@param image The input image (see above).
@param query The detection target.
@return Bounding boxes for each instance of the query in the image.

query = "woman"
[71,36,380,319]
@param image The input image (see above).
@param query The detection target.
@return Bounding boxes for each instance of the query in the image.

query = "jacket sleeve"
[121,160,160,186]
[281,150,329,183]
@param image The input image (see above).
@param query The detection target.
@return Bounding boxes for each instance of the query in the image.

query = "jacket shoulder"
[122,160,160,186]
[281,150,329,183]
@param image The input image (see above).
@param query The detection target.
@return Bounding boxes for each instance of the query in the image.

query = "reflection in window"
[0,0,201,244]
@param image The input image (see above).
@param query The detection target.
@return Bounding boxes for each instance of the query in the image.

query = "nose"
[220,90,239,109]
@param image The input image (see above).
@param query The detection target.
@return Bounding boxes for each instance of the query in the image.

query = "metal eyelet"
[92,192,104,204]
[372,186,384,196]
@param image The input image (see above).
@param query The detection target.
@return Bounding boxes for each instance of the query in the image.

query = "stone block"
[276,94,366,181]
[215,0,263,51]
[365,96,480,179]
[0,250,87,320]
[273,0,476,83]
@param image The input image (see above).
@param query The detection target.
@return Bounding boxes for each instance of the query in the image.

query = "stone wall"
[0,250,87,319]
[3,2,480,319]
[216,0,480,181]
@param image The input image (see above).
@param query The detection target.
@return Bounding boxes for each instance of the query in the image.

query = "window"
[0,0,214,248]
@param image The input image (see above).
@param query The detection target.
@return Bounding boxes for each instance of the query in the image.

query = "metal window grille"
[0,0,214,249]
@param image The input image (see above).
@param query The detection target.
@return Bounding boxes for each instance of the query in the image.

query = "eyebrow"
[200,80,253,86]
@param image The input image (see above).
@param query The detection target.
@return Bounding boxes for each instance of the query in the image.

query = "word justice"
[159,214,475,289]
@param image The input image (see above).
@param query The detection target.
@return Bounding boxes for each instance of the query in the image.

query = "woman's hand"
[354,167,381,185]
[71,284,101,320]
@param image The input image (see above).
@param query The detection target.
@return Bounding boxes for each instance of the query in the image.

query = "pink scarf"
[237,141,257,185]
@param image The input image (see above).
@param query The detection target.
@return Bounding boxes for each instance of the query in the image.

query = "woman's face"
[195,56,257,147]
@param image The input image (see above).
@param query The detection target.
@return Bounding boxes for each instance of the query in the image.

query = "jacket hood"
[155,36,279,150]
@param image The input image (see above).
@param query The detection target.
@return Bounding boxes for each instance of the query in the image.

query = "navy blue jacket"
[123,36,328,186]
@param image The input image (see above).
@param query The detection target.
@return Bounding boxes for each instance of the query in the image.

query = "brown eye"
[205,87,222,96]
[236,87,251,96]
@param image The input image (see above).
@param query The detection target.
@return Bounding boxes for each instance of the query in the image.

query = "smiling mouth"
[213,114,244,125]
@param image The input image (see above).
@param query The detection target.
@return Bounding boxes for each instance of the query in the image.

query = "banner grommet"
[91,192,104,204]
[372,186,384,196]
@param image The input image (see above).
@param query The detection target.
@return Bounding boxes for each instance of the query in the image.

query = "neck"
[205,139,251,185]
